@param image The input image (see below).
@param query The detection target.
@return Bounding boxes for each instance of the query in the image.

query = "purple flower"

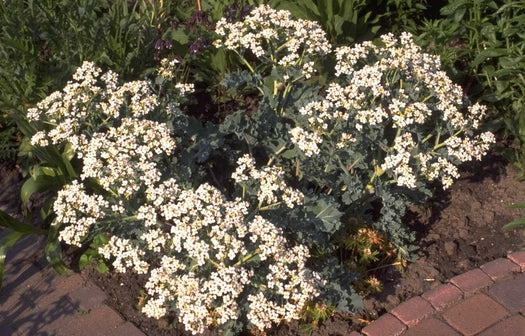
[154,39,164,50]
[189,40,202,54]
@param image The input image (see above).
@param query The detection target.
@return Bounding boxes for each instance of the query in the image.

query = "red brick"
[422,283,463,311]
[508,251,525,271]
[42,305,125,335]
[8,295,80,335]
[390,296,435,327]
[3,235,46,267]
[480,258,521,281]
[0,324,19,336]
[449,268,493,294]
[488,272,525,313]
[0,263,40,310]
[361,313,406,336]
[442,293,508,336]
[29,272,84,308]
[478,315,525,336]
[67,280,108,310]
[401,318,461,336]
[107,322,147,336]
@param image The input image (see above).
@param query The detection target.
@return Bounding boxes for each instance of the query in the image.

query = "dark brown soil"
[2,152,525,336]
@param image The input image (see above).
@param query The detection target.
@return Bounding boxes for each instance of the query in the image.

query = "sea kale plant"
[215,5,495,255]
[22,4,496,335]
[26,61,330,335]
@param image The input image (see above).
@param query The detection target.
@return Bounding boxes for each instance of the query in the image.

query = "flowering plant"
[26,60,340,335]
[215,5,495,255]
[22,4,496,335]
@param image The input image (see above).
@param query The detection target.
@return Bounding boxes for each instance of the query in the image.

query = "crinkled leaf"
[221,70,262,92]
[304,195,342,234]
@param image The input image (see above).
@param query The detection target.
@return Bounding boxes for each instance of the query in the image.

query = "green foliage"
[79,233,110,273]
[416,0,525,176]
[371,0,442,35]
[0,0,160,119]
[0,118,19,161]
[270,0,380,44]
[503,203,525,250]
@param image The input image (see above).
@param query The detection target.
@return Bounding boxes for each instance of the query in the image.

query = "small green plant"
[503,202,525,250]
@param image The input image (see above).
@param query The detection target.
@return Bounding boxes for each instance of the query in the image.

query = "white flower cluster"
[215,4,331,77]
[289,32,494,190]
[78,117,174,197]
[334,32,488,131]
[445,132,496,162]
[31,61,317,334]
[289,127,323,157]
[418,154,460,189]
[27,61,160,150]
[54,181,109,247]
[381,133,417,188]
[121,178,321,334]
[157,58,180,80]
[232,154,304,207]
[98,236,149,274]
[247,244,321,331]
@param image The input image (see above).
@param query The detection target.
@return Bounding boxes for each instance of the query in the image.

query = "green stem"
[266,145,286,166]
[366,261,402,273]
[234,249,261,266]
[259,202,281,211]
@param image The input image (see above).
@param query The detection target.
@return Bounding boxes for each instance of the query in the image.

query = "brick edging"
[358,251,525,336]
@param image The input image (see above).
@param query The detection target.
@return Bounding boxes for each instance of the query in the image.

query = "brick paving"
[1,229,525,336]
[358,251,525,336]
[0,232,145,336]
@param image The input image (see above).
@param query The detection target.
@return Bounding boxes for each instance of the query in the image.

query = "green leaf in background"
[0,231,25,290]
[0,210,46,234]
[20,174,58,204]
[45,220,69,275]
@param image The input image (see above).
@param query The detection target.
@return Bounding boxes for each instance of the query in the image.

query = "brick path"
[0,233,145,336]
[1,228,525,336]
[355,251,525,336]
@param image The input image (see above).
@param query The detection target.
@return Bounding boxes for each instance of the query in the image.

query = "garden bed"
[3,153,523,335]
[69,152,525,335]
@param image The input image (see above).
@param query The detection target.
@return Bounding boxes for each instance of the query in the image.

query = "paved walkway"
[0,233,145,336]
[354,251,525,336]
[1,229,524,336]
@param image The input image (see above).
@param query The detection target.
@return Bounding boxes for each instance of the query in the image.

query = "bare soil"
[2,152,525,335]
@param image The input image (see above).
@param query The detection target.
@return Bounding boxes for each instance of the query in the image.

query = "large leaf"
[20,173,59,204]
[0,210,46,234]
[305,195,343,234]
